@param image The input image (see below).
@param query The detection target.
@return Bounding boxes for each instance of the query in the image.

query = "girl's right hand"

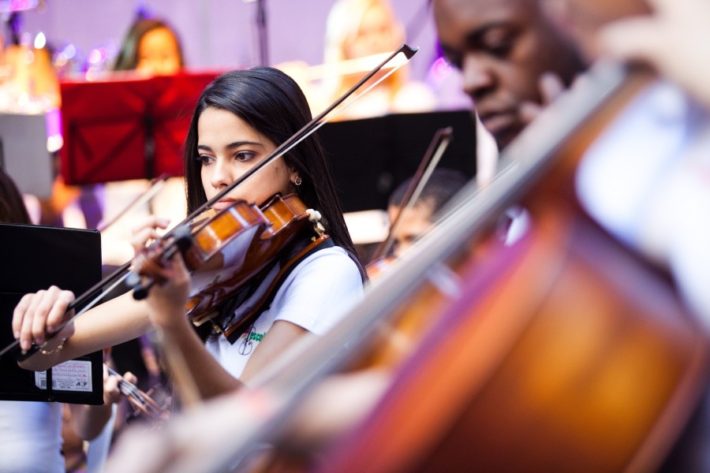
[12,286,76,353]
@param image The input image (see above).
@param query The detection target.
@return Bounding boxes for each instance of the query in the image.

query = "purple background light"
[20,0,439,81]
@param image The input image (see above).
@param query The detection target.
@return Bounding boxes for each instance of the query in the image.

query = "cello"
[315,63,709,472]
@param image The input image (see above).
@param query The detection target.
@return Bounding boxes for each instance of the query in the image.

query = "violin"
[130,192,325,339]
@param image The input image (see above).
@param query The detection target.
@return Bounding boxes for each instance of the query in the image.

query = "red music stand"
[59,71,220,185]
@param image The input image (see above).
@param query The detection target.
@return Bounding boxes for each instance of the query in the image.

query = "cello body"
[320,206,708,472]
[314,66,709,472]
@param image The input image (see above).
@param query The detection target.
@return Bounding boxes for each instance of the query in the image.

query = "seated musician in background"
[65,11,187,254]
[385,168,468,260]
[109,13,187,232]
[62,13,190,394]
[0,27,60,111]
[319,0,437,118]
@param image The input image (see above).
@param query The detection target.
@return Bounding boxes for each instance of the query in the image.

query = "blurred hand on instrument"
[104,366,138,404]
[128,215,190,331]
[600,0,710,108]
[519,71,567,124]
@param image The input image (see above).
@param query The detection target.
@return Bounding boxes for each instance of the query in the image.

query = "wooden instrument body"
[322,205,708,473]
[183,193,311,326]
[316,68,709,472]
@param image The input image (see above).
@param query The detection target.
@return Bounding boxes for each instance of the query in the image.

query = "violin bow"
[1,44,419,361]
[369,126,453,263]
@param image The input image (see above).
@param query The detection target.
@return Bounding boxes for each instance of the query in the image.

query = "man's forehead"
[434,0,538,32]
[434,0,533,18]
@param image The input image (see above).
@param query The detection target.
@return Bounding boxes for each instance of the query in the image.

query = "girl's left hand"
[144,252,191,332]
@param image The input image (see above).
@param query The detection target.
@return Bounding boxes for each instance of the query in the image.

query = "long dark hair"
[0,169,31,224]
[113,18,185,71]
[183,67,357,257]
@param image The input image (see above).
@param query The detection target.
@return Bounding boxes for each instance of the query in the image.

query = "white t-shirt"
[206,245,363,379]
[0,401,64,473]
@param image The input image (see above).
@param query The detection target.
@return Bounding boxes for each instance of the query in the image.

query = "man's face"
[434,0,583,148]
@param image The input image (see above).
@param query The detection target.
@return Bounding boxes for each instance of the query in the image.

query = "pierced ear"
[287,164,303,187]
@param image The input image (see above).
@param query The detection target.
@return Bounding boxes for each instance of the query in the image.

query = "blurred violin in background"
[106,366,170,422]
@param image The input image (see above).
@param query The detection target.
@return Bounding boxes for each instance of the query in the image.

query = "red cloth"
[60,72,220,185]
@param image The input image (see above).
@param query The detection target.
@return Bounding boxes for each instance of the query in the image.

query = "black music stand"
[319,109,477,212]
[0,223,103,404]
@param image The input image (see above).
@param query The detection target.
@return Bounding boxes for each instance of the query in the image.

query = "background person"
[320,0,437,118]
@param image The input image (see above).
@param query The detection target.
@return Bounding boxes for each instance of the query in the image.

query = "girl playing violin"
[11,67,365,400]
